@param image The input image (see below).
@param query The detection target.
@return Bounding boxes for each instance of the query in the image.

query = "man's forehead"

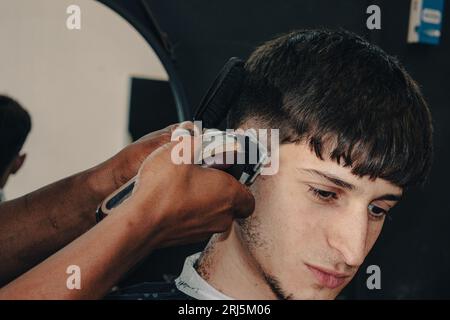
[279,142,403,195]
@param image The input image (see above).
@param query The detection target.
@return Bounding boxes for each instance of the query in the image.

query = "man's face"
[237,141,402,299]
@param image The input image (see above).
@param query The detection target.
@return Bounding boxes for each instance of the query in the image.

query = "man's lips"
[305,264,351,289]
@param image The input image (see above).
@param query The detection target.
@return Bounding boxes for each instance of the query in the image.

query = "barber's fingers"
[169,128,203,165]
[223,172,256,219]
[171,121,202,139]
[138,137,197,174]
[201,167,255,219]
[133,121,197,155]
[139,135,255,219]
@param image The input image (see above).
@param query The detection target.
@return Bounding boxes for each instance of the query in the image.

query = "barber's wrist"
[114,196,168,249]
[87,146,149,199]
[84,161,119,201]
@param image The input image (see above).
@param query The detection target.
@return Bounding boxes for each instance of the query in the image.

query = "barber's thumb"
[232,185,255,219]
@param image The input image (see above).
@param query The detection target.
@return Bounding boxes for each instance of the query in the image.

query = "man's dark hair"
[0,95,31,176]
[227,29,433,188]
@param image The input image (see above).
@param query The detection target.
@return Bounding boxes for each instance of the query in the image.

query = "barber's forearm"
[0,165,114,286]
[0,201,161,299]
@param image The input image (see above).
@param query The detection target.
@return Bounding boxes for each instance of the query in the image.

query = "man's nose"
[327,205,368,268]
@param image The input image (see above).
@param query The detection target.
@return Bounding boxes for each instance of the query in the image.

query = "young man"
[0,95,31,202]
[111,29,433,300]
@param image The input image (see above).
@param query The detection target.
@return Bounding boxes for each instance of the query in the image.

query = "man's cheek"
[285,192,330,232]
[365,222,385,253]
[266,204,318,256]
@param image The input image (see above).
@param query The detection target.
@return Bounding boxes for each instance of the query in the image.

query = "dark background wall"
[102,0,450,299]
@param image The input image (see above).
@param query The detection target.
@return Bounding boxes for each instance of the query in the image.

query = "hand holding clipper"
[96,127,267,222]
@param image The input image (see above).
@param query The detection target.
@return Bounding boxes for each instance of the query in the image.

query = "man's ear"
[11,153,26,174]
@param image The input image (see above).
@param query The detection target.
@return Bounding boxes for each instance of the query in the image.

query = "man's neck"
[195,224,278,300]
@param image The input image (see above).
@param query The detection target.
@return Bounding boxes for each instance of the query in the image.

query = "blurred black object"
[128,78,178,140]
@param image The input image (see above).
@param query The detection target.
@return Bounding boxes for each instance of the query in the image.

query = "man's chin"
[280,278,348,300]
[288,287,343,300]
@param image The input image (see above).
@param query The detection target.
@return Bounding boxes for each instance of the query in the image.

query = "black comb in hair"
[193,57,245,129]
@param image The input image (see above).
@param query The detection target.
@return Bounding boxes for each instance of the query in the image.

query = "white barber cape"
[175,252,234,300]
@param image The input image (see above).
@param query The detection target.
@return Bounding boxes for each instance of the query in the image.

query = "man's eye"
[309,186,337,201]
[368,204,387,219]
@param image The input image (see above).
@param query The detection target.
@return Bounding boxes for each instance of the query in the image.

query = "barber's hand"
[90,122,192,196]
[120,136,256,248]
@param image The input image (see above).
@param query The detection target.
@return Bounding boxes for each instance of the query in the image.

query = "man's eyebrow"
[300,168,355,190]
[374,194,403,202]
